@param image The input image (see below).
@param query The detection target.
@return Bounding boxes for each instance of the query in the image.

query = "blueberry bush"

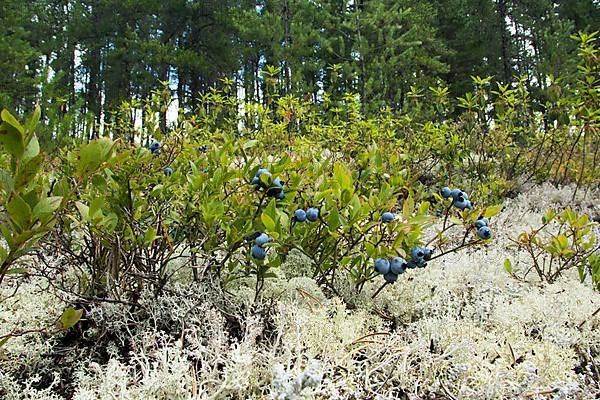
[0,31,597,366]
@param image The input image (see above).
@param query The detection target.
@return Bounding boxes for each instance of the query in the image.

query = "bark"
[497,0,512,83]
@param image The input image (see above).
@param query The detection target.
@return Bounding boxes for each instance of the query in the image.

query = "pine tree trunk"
[497,0,511,83]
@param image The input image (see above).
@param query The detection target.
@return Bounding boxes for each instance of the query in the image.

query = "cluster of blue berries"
[147,141,174,176]
[294,208,319,223]
[149,140,161,155]
[475,217,493,240]
[251,233,270,260]
[374,246,432,283]
[441,186,472,210]
[251,168,285,200]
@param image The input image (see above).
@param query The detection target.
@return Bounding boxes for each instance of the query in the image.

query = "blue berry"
[163,167,173,176]
[411,247,425,261]
[256,168,270,177]
[478,226,492,240]
[381,212,395,222]
[441,187,452,198]
[255,233,270,246]
[384,271,398,283]
[374,258,390,274]
[294,209,307,222]
[272,177,283,188]
[407,260,418,269]
[454,198,469,210]
[422,247,433,261]
[451,188,461,199]
[149,141,160,152]
[306,208,319,222]
[390,257,406,274]
[251,245,267,259]
[474,217,489,229]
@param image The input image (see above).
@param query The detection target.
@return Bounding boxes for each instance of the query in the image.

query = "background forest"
[1,0,599,138]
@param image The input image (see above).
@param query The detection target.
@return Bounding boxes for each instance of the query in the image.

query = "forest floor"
[0,183,598,400]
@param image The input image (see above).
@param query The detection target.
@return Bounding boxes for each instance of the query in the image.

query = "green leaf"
[0,246,7,263]
[151,184,165,195]
[483,204,503,218]
[542,209,556,224]
[418,201,430,215]
[22,134,40,164]
[504,258,513,274]
[0,117,25,159]
[75,201,90,221]
[144,226,158,245]
[243,140,259,149]
[0,169,14,192]
[5,267,29,275]
[1,109,24,135]
[14,154,43,188]
[557,234,569,250]
[24,106,40,137]
[75,138,115,178]
[58,307,83,330]
[402,194,414,220]
[0,224,14,250]
[261,213,276,232]
[89,197,104,220]
[334,163,352,190]
[7,193,32,231]
[327,207,343,231]
[32,196,62,221]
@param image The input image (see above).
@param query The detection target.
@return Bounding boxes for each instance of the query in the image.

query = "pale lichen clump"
[0,184,598,399]
[0,275,64,378]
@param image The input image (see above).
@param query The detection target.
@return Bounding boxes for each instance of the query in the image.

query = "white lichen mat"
[0,183,598,399]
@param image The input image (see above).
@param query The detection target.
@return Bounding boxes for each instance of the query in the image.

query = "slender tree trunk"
[88,45,101,140]
[159,66,169,134]
[356,10,366,114]
[190,71,200,111]
[177,33,185,114]
[497,0,511,83]
[282,0,291,93]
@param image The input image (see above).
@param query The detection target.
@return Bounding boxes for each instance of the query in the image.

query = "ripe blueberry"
[454,198,469,210]
[374,258,391,274]
[149,141,160,152]
[294,209,307,222]
[381,212,395,223]
[478,226,493,240]
[251,245,267,260]
[306,208,319,222]
[411,247,425,261]
[474,217,489,229]
[384,271,398,283]
[422,247,433,261]
[390,257,406,274]
[255,233,270,246]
